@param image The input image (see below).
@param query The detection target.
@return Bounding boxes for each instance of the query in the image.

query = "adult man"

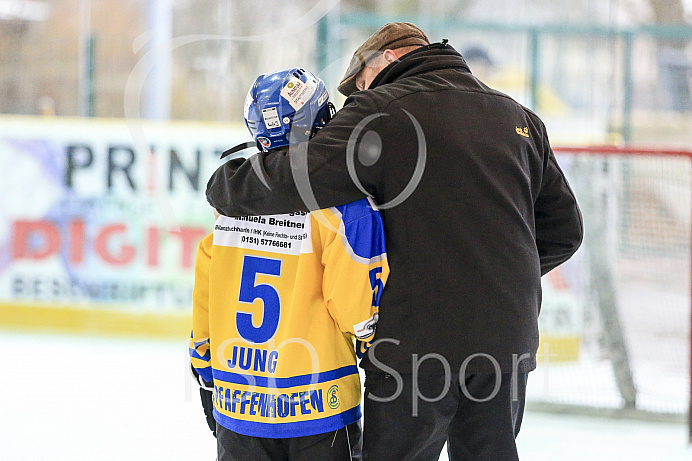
[191,68,388,460]
[207,23,582,461]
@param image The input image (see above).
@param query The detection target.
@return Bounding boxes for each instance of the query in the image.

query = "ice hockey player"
[189,67,389,461]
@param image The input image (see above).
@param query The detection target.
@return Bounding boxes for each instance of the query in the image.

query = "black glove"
[199,387,217,437]
[191,364,217,437]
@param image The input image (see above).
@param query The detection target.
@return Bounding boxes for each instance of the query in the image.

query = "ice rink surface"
[2,331,691,461]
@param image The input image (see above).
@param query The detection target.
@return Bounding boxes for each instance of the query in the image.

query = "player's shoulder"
[199,232,214,251]
[332,197,380,224]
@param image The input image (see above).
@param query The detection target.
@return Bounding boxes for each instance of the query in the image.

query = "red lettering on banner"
[69,220,86,264]
[94,224,136,266]
[12,220,60,260]
[12,219,207,270]
[147,227,159,267]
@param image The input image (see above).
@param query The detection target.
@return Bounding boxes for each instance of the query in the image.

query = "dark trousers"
[217,421,362,461]
[362,371,527,461]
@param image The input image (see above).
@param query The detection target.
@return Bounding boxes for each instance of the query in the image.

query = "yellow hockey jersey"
[190,197,388,438]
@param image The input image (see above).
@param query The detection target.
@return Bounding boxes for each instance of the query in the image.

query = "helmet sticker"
[280,76,316,110]
[317,89,329,107]
[261,107,281,129]
[257,137,271,148]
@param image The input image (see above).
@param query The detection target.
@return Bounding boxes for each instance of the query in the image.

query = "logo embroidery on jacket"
[516,126,529,138]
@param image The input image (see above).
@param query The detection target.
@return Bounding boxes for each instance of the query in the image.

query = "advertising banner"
[0,116,248,318]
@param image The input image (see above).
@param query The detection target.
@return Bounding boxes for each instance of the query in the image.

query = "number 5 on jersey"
[237,255,282,344]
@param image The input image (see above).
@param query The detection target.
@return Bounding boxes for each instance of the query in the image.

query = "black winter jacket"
[206,43,583,374]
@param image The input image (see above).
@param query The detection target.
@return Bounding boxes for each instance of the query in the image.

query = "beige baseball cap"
[337,22,429,96]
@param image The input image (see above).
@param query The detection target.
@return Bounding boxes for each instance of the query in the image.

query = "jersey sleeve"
[319,198,389,352]
[189,233,214,384]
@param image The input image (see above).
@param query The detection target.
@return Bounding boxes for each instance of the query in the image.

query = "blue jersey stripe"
[213,404,361,438]
[335,198,386,261]
[188,347,211,362]
[212,365,358,389]
[192,338,210,349]
[194,365,213,383]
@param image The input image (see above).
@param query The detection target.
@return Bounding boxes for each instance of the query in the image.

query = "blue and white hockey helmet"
[244,68,333,152]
